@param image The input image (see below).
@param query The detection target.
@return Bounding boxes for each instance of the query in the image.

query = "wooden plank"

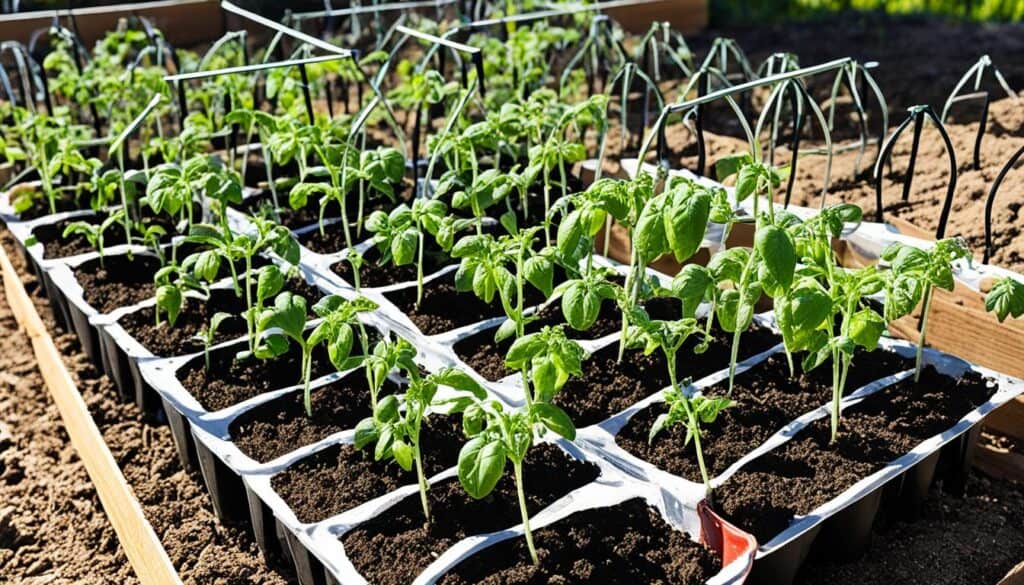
[0,0,224,48]
[0,246,183,585]
[604,0,707,33]
[985,398,1024,442]
[999,561,1024,585]
[974,442,1024,483]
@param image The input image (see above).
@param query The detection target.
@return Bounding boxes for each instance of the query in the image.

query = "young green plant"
[257,292,377,415]
[458,324,584,565]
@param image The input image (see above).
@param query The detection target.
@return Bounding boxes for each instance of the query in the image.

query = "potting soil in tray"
[616,349,915,482]
[72,246,271,314]
[330,244,456,289]
[271,415,465,523]
[551,322,781,428]
[715,365,996,543]
[32,213,177,259]
[229,374,401,463]
[178,341,337,412]
[384,278,552,336]
[114,277,324,357]
[237,189,328,231]
[454,296,683,382]
[340,443,601,585]
[74,253,162,314]
[13,189,87,221]
[437,497,721,585]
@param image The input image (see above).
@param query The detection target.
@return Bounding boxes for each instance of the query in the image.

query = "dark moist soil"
[31,212,177,259]
[271,416,465,523]
[12,189,86,221]
[239,179,414,232]
[73,253,162,314]
[229,374,399,463]
[341,443,601,585]
[550,322,781,428]
[715,365,996,544]
[616,349,914,482]
[438,497,720,585]
[71,245,273,316]
[328,223,503,288]
[114,276,323,358]
[384,275,556,336]
[177,339,336,413]
[331,243,453,289]
[454,296,682,382]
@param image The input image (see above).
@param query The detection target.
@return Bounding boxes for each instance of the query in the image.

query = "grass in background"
[712,0,1024,25]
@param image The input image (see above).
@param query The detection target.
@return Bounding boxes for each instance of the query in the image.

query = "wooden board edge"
[999,560,1024,585]
[0,246,183,585]
[974,442,1024,483]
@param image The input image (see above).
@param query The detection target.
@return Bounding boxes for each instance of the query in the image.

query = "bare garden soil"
[682,16,1024,272]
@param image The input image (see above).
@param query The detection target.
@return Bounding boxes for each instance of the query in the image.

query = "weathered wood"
[974,442,1024,483]
[604,0,708,33]
[0,0,223,48]
[999,560,1024,585]
[0,245,183,585]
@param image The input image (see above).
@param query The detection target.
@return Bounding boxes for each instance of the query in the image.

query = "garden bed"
[3,4,1024,585]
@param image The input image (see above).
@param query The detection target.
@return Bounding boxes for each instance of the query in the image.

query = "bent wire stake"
[637,58,850,205]
[221,0,404,161]
[941,55,1017,171]
[873,105,957,239]
[163,53,354,126]
[983,144,1024,264]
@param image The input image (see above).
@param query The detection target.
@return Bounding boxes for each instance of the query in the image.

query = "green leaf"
[391,228,418,266]
[505,334,545,369]
[556,208,585,257]
[985,277,1024,323]
[257,265,285,305]
[328,324,354,370]
[458,437,506,499]
[849,309,885,351]
[258,292,307,341]
[692,395,735,424]
[353,417,378,450]
[376,394,400,423]
[524,256,554,298]
[755,225,796,292]
[156,285,182,327]
[193,250,221,282]
[734,164,759,201]
[392,439,414,471]
[434,368,487,399]
[707,247,749,284]
[671,265,712,319]
[561,280,602,331]
[531,358,558,402]
[664,189,710,263]
[462,403,485,436]
[532,402,576,440]
[714,153,752,181]
[634,193,669,262]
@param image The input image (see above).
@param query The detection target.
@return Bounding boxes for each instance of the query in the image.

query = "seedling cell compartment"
[124,239,759,584]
